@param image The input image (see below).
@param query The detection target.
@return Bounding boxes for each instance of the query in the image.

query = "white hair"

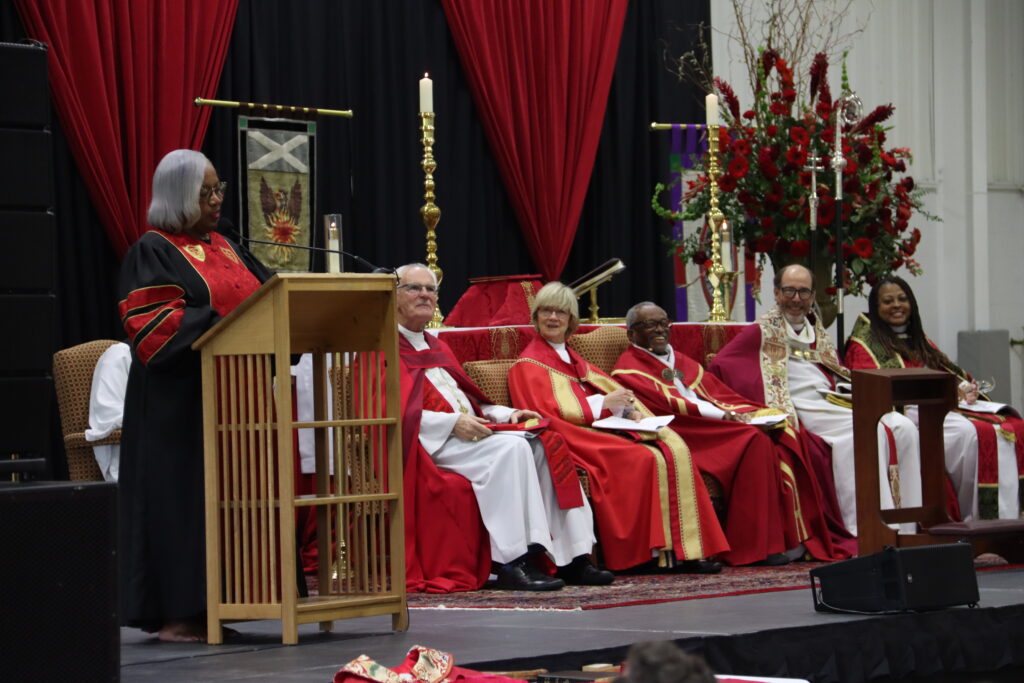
[396,263,437,286]
[625,301,662,328]
[147,149,209,233]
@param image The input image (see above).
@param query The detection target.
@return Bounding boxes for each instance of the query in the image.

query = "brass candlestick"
[419,111,445,328]
[705,124,728,322]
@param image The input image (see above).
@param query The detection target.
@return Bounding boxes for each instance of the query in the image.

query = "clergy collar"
[546,339,571,363]
[398,324,426,344]
[636,343,673,367]
[784,317,815,348]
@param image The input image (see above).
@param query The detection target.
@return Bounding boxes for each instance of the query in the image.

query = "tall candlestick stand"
[419,111,445,328]
[705,125,729,322]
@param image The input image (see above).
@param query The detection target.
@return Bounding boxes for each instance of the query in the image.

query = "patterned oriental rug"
[407,563,827,611]
[405,560,1017,611]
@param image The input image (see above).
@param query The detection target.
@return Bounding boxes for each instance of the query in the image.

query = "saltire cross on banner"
[239,117,317,272]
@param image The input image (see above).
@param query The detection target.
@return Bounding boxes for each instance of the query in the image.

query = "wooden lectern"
[852,368,1024,561]
[193,273,407,644]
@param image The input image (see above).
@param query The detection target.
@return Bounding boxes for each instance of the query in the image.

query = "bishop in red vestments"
[612,302,852,564]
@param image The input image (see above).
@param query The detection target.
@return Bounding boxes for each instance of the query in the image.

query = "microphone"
[242,237,394,274]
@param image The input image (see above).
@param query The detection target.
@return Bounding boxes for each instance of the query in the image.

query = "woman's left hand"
[958,381,979,404]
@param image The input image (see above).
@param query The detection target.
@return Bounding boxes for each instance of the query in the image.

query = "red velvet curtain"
[15,0,238,258]
[441,0,628,282]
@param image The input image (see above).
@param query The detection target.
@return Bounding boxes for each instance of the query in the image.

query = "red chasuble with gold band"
[509,338,728,571]
[613,344,852,563]
[398,333,584,593]
[117,228,270,630]
[846,314,1024,519]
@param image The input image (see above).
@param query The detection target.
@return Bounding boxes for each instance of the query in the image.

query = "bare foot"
[157,619,205,643]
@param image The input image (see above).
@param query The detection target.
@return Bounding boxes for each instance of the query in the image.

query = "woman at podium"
[846,275,1023,521]
[117,150,271,642]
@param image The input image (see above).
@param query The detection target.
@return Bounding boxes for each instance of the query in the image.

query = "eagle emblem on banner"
[259,177,303,260]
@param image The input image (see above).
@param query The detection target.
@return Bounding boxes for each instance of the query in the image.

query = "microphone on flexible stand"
[242,237,395,274]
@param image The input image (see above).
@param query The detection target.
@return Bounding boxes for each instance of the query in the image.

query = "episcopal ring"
[472,436,480,442]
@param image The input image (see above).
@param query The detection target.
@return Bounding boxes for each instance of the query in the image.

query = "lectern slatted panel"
[213,354,280,606]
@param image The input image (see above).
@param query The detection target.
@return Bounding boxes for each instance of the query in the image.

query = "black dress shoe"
[672,559,722,574]
[556,556,615,586]
[751,552,791,567]
[494,560,565,591]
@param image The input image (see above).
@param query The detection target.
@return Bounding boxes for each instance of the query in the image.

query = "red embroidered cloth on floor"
[445,274,544,327]
[437,323,750,367]
[334,645,526,682]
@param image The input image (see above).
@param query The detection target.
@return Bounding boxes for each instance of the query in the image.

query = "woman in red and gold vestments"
[507,282,727,572]
[846,275,1023,520]
[118,150,271,642]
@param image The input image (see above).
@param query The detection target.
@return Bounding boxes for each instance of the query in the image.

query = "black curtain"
[204,0,709,316]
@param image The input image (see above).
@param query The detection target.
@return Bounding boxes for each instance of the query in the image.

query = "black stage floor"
[112,567,1024,683]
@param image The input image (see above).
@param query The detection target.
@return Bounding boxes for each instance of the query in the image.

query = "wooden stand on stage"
[194,274,407,645]
[852,368,1024,561]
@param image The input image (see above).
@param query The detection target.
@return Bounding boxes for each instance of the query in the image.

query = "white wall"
[709,0,1024,407]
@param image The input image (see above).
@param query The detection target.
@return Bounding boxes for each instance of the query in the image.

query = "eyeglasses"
[778,286,814,300]
[537,306,569,318]
[199,181,228,201]
[631,318,673,331]
[397,283,438,294]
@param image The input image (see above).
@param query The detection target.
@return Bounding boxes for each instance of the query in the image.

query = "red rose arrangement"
[654,49,934,297]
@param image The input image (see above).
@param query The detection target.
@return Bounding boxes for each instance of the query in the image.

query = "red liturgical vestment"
[509,338,728,570]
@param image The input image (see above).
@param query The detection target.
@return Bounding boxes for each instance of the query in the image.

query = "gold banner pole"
[193,97,353,118]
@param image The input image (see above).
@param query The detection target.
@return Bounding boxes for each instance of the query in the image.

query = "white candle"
[419,73,433,113]
[327,217,341,274]
[720,220,734,272]
[705,93,719,127]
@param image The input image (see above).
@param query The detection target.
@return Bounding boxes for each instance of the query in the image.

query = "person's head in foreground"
[613,640,716,683]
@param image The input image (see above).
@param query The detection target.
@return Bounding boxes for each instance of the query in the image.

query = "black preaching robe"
[117,228,270,629]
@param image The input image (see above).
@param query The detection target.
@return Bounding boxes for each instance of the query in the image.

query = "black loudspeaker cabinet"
[0,481,118,681]
[0,42,49,127]
[0,128,54,209]
[0,295,55,372]
[0,210,55,290]
[0,377,52,454]
[809,542,979,613]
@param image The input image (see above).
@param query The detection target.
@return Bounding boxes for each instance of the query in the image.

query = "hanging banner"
[239,116,316,271]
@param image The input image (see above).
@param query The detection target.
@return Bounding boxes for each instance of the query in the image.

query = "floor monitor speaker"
[809,542,979,613]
